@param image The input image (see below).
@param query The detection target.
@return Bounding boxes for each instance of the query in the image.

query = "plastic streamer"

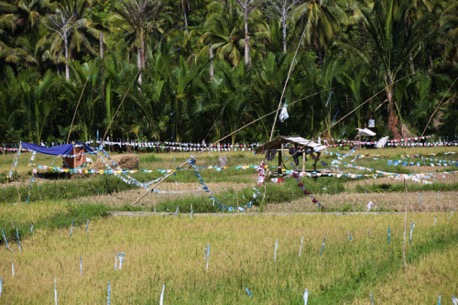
[28,151,36,167]
[388,226,391,245]
[291,171,323,208]
[97,149,164,189]
[107,281,111,305]
[298,236,304,257]
[328,150,456,183]
[204,244,210,270]
[2,228,10,250]
[69,220,74,237]
[409,223,415,244]
[159,284,165,305]
[274,239,279,262]
[187,156,256,212]
[118,252,125,270]
[54,278,58,305]
[7,145,22,179]
[25,175,36,204]
[16,228,22,252]
[319,236,326,256]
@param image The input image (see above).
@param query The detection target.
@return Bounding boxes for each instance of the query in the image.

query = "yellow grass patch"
[266,191,458,213]
[79,182,252,208]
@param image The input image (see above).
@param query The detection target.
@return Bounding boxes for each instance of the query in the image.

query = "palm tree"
[199,0,270,68]
[235,0,257,67]
[115,0,165,85]
[437,2,457,64]
[204,59,255,143]
[199,0,245,68]
[38,0,98,81]
[15,0,54,32]
[0,66,24,142]
[356,0,438,137]
[266,0,299,53]
[0,0,53,68]
[181,0,190,33]
[101,46,138,140]
[88,0,115,60]
[292,0,345,66]
[0,1,19,33]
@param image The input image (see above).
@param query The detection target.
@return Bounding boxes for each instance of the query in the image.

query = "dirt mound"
[91,154,139,170]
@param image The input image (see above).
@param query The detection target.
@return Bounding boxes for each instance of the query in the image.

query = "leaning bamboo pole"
[131,90,328,205]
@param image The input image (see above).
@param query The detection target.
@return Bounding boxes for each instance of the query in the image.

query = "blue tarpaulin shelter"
[21,142,94,168]
[21,142,94,156]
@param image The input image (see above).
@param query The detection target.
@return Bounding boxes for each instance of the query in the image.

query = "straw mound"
[91,154,139,170]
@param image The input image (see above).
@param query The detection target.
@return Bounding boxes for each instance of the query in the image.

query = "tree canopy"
[0,0,456,144]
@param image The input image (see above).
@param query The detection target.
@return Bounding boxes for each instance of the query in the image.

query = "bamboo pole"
[130,90,327,205]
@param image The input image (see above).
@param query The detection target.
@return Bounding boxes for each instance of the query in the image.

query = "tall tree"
[181,0,190,33]
[235,0,258,67]
[266,0,299,53]
[357,0,438,137]
[38,0,98,81]
[115,0,165,85]
[199,0,269,68]
[292,0,344,65]
[89,0,114,60]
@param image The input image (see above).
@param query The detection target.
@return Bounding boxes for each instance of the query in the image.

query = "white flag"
[280,104,289,122]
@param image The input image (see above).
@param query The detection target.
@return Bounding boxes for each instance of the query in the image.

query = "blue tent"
[21,142,94,156]
[21,142,95,168]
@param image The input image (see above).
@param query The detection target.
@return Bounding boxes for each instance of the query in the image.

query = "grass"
[352,246,458,304]
[0,201,110,243]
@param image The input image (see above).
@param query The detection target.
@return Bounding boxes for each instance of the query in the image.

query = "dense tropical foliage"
[0,0,456,144]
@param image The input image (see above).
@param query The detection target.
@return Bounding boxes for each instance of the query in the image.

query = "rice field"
[0,146,457,304]
[0,211,457,304]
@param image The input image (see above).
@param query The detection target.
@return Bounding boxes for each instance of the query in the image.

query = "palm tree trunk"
[99,32,104,59]
[282,8,287,54]
[385,81,401,138]
[64,36,70,81]
[138,31,145,85]
[137,48,142,85]
[243,10,250,67]
[209,43,214,81]
[181,0,188,33]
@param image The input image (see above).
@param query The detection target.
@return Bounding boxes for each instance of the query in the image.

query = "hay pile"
[91,154,139,170]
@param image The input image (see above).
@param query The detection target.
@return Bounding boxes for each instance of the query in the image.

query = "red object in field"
[63,147,86,168]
